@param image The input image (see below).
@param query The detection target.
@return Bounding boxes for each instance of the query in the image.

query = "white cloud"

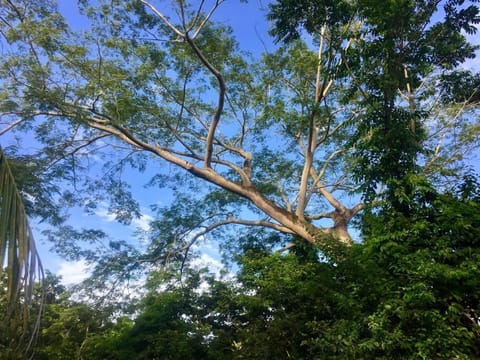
[460,55,480,71]
[196,237,220,253]
[93,205,117,223]
[190,237,236,280]
[94,204,153,232]
[58,260,91,286]
[191,253,224,275]
[189,252,236,294]
[461,26,480,71]
[132,213,153,232]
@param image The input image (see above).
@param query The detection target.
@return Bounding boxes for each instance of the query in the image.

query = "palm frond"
[0,146,44,353]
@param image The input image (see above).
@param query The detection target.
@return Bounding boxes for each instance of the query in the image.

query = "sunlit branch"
[309,167,346,212]
[341,51,370,101]
[87,119,330,243]
[275,242,296,253]
[184,34,226,169]
[157,75,205,158]
[152,145,250,182]
[317,113,354,148]
[176,67,190,128]
[280,77,306,96]
[297,27,327,220]
[0,108,107,136]
[424,93,478,172]
[0,117,26,135]
[295,121,316,219]
[318,149,345,179]
[179,217,295,262]
[189,0,207,33]
[172,216,294,274]
[277,182,293,212]
[315,24,327,102]
[212,138,251,161]
[140,0,185,38]
[306,211,335,220]
[154,77,210,131]
[102,149,144,179]
[191,0,225,39]
[350,203,365,216]
[162,121,201,158]
[224,92,251,148]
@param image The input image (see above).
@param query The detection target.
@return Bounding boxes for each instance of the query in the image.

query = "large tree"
[0,0,478,271]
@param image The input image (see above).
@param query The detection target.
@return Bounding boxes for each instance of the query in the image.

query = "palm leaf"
[0,146,44,353]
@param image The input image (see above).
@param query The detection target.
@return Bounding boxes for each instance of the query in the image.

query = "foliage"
[120,177,480,359]
[269,0,480,200]
[0,271,120,359]
[1,174,478,359]
[217,186,480,358]
[357,176,480,358]
[0,146,44,357]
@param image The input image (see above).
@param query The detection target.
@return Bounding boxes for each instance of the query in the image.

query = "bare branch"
[295,123,316,219]
[306,211,335,220]
[0,117,26,135]
[276,242,296,253]
[213,137,251,161]
[184,34,226,168]
[318,149,345,179]
[350,203,365,216]
[296,27,327,220]
[277,182,293,212]
[140,0,185,38]
[315,24,327,103]
[188,0,207,33]
[191,0,225,39]
[178,216,295,263]
[309,167,346,213]
[225,92,251,149]
[45,133,111,170]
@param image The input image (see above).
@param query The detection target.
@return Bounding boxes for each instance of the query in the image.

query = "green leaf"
[0,146,44,355]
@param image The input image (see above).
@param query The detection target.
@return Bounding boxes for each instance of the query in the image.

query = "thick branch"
[296,124,316,220]
[307,211,335,220]
[309,167,346,212]
[84,121,331,243]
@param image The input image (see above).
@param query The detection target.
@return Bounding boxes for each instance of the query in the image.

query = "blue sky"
[58,0,274,53]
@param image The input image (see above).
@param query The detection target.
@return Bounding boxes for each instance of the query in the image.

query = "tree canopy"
[0,0,475,254]
[0,0,479,357]
[0,0,479,256]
